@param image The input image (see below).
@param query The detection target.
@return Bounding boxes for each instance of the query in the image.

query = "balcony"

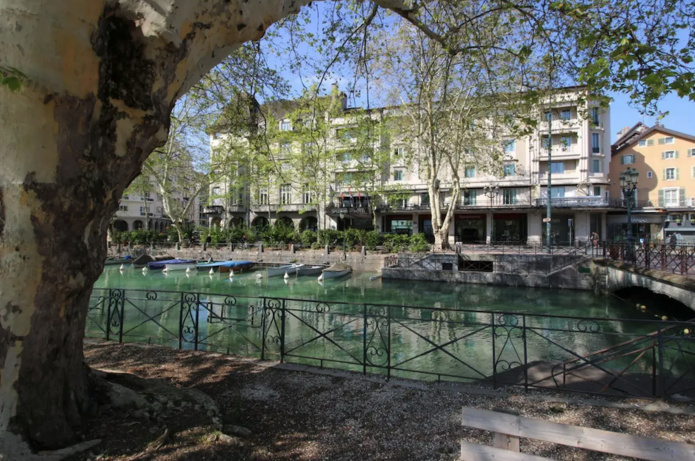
[539,119,582,132]
[202,205,224,216]
[534,196,611,208]
[227,205,247,213]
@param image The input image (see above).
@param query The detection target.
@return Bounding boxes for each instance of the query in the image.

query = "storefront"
[384,215,413,235]
[541,212,575,245]
[493,213,527,243]
[455,214,486,243]
[607,213,664,243]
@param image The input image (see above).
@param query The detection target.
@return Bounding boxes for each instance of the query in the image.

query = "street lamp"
[483,185,499,244]
[338,207,348,259]
[619,167,639,260]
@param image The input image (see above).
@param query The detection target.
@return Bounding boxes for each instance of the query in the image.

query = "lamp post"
[483,185,499,244]
[338,207,348,259]
[619,167,639,261]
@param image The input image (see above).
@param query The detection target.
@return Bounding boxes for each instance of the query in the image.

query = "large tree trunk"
[0,0,310,453]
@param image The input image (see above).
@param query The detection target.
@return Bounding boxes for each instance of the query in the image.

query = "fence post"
[194,294,200,351]
[656,324,665,398]
[178,292,184,350]
[261,297,267,361]
[387,304,391,381]
[363,304,368,375]
[491,314,496,389]
[522,314,528,392]
[280,299,286,363]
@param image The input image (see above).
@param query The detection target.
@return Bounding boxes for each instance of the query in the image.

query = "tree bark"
[0,0,310,452]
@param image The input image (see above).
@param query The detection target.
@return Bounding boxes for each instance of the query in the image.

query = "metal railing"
[593,242,695,276]
[87,288,695,399]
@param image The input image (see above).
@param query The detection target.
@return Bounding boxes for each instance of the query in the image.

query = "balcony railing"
[535,197,611,208]
[202,205,224,215]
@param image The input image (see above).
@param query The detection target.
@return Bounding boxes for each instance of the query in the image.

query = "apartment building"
[609,123,695,243]
[113,177,203,233]
[207,86,612,246]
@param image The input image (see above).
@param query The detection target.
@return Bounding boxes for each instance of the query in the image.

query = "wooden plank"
[493,432,520,452]
[461,407,695,461]
[460,440,549,461]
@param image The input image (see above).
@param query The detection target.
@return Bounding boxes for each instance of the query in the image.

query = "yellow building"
[609,123,695,244]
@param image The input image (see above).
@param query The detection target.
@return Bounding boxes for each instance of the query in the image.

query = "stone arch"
[133,220,143,230]
[251,216,269,228]
[113,220,128,232]
[276,216,294,228]
[299,216,318,232]
[229,216,245,228]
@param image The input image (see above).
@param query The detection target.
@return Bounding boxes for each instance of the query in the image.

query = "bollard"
[325,245,330,255]
[361,245,366,256]
[259,243,264,253]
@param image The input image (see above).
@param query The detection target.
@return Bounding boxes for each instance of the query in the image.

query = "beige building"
[208,86,612,246]
[609,123,695,243]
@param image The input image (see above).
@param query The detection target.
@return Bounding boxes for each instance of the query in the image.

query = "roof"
[611,124,695,155]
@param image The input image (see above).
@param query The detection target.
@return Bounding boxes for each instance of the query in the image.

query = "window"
[280,184,292,204]
[542,135,552,149]
[549,162,564,174]
[658,136,674,145]
[621,154,636,164]
[664,189,679,206]
[503,189,517,205]
[361,152,370,162]
[280,142,291,154]
[139,206,149,216]
[339,152,351,163]
[662,150,676,159]
[638,139,647,147]
[544,111,551,122]
[503,163,516,176]
[689,148,695,157]
[591,159,601,173]
[463,190,477,205]
[504,140,516,153]
[280,162,291,171]
[593,186,601,196]
[550,186,565,198]
[119,205,128,211]
[302,184,312,204]
[590,107,600,126]
[647,139,654,146]
[464,166,476,178]
[665,168,676,180]
[591,133,600,154]
[560,135,572,151]
[560,109,571,121]
[692,165,695,179]
[394,147,404,157]
[393,170,404,181]
[280,120,292,131]
[259,188,269,205]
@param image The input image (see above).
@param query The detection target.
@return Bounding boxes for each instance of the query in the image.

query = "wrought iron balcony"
[534,196,612,208]
[202,205,224,215]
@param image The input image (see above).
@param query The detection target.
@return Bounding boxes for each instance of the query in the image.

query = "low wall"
[383,253,596,290]
[129,246,387,273]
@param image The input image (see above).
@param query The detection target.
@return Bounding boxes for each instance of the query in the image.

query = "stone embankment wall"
[382,253,596,290]
[114,245,387,273]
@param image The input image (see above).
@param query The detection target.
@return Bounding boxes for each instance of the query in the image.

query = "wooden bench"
[460,407,695,460]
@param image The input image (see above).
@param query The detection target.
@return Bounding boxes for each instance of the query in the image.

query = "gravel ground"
[73,340,695,461]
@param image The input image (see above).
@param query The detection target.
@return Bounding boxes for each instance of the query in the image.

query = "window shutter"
[662,151,666,159]
[662,169,666,180]
[675,150,679,158]
[620,156,625,165]
[658,190,664,207]
[679,189,686,207]
[676,168,680,180]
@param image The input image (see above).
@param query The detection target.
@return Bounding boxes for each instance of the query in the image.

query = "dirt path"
[71,340,695,460]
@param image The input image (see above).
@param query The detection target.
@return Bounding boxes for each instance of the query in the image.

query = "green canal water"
[90,266,692,388]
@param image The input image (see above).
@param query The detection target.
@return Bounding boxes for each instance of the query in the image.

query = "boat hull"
[163,263,197,272]
[267,264,302,277]
[321,269,352,279]
[297,265,324,276]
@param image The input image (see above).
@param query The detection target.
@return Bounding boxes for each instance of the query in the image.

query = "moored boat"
[163,262,198,272]
[267,263,303,277]
[147,258,195,270]
[197,260,255,273]
[320,263,352,279]
[296,265,324,276]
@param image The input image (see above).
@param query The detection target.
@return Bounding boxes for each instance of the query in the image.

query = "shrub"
[300,230,317,247]
[317,229,341,247]
[409,233,430,252]
[365,230,381,251]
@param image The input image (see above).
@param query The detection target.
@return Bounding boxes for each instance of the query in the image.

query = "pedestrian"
[591,231,599,248]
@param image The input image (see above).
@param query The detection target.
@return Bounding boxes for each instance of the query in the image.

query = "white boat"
[267,263,303,277]
[320,263,352,279]
[296,265,324,276]
[162,262,198,272]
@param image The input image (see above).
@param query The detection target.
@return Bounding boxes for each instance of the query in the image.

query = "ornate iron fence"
[593,242,695,275]
[87,288,695,399]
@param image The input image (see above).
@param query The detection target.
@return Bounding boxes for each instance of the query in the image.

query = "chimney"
[617,126,631,138]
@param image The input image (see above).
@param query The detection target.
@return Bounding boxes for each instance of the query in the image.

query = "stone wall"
[383,253,596,290]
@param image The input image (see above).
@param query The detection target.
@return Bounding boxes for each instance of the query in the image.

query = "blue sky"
[609,92,695,142]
